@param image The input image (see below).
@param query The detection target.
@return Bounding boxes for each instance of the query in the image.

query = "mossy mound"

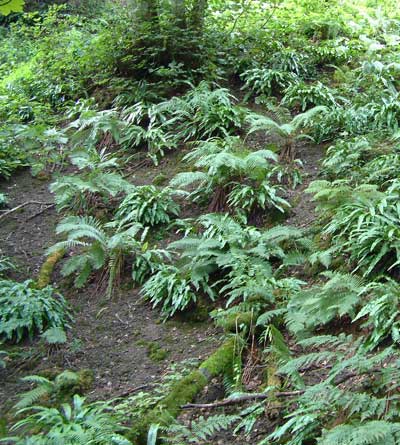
[128,336,238,444]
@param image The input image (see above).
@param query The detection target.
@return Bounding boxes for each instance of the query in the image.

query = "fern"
[171,137,288,216]
[158,414,240,445]
[285,272,364,336]
[49,217,168,296]
[0,279,71,342]
[50,147,131,214]
[115,185,180,227]
[246,105,327,161]
[7,394,132,445]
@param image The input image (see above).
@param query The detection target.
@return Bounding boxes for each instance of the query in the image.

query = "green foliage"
[282,81,338,111]
[246,105,327,161]
[49,216,168,296]
[0,192,8,207]
[115,185,180,227]
[241,68,296,97]
[285,272,364,336]
[142,264,207,318]
[143,213,309,317]
[308,179,400,276]
[0,256,14,277]
[6,394,132,445]
[171,137,289,216]
[0,279,71,342]
[50,147,130,214]
[155,414,240,445]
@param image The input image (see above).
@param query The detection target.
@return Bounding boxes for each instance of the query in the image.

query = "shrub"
[241,68,296,97]
[49,217,168,296]
[171,137,289,216]
[282,81,338,111]
[0,279,71,342]
[6,394,132,445]
[115,185,180,227]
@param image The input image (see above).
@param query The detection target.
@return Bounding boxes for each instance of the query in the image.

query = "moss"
[36,249,65,289]
[39,369,94,400]
[0,417,7,438]
[148,343,169,362]
[128,336,237,444]
[215,311,255,333]
[152,173,168,186]
[136,340,169,362]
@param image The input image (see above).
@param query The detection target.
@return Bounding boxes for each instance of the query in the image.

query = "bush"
[0,279,71,342]
[6,394,132,445]
[115,185,180,227]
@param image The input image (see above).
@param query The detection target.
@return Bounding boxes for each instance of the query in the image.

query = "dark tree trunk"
[190,0,207,32]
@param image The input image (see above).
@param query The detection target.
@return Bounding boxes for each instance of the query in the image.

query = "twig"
[0,201,53,222]
[182,390,304,409]
[116,384,156,398]
[25,204,55,221]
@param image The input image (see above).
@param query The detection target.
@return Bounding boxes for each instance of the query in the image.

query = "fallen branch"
[25,203,55,221]
[182,367,384,410]
[182,390,304,409]
[0,201,53,222]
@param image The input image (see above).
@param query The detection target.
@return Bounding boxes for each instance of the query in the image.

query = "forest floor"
[0,110,325,439]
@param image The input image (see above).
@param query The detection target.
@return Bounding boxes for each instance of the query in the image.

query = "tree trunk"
[190,0,207,32]
[136,0,159,24]
[172,0,187,29]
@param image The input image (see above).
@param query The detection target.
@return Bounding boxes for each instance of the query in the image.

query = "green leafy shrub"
[171,137,289,217]
[49,217,168,296]
[0,279,71,342]
[321,136,378,179]
[6,394,132,445]
[50,148,131,214]
[282,81,338,111]
[308,180,400,276]
[285,272,364,336]
[270,47,314,78]
[246,106,327,161]
[142,264,210,318]
[115,185,180,227]
[241,68,296,97]
[0,256,15,277]
[143,213,309,317]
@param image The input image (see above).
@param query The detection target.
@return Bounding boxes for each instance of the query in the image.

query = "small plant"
[115,185,180,227]
[246,106,327,161]
[285,272,364,336]
[50,147,131,214]
[270,47,314,78]
[282,81,338,111]
[0,192,8,207]
[0,279,71,342]
[0,255,14,277]
[143,213,309,317]
[5,394,132,445]
[171,137,289,217]
[241,68,296,97]
[308,179,400,276]
[142,264,210,318]
[49,216,168,296]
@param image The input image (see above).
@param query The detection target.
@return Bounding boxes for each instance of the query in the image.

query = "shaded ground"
[0,167,220,422]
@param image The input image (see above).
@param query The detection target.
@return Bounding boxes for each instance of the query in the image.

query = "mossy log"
[36,249,65,289]
[215,311,255,333]
[128,336,238,444]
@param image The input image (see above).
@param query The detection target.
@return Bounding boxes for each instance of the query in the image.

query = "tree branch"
[0,201,54,222]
